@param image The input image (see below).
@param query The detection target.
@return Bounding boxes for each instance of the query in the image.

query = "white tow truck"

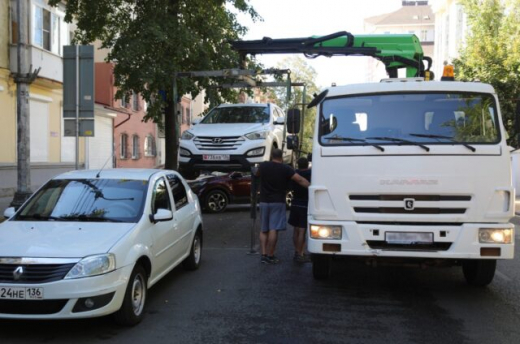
[230,32,516,286]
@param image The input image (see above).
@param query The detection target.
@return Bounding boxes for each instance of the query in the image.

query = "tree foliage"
[49,0,261,168]
[269,56,320,154]
[454,0,520,143]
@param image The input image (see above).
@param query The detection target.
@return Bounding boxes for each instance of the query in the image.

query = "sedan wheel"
[205,190,228,213]
[183,230,202,270]
[114,264,147,326]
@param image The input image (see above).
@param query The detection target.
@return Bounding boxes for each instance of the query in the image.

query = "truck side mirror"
[287,108,301,134]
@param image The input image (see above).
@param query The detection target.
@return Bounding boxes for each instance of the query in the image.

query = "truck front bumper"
[307,220,515,260]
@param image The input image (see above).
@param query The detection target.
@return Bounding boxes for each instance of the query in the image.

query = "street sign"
[63,45,95,136]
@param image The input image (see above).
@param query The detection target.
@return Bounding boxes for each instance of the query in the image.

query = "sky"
[237,0,405,88]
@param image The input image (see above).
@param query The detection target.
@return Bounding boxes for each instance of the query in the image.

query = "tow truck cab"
[307,78,515,286]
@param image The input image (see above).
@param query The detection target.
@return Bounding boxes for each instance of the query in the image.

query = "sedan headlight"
[245,131,268,140]
[479,228,513,244]
[65,254,116,279]
[181,131,194,140]
[310,225,342,239]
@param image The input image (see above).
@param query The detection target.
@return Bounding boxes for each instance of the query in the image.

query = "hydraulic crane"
[230,31,433,79]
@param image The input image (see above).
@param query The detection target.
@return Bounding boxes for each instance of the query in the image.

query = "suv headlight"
[479,228,513,244]
[181,131,194,140]
[245,131,268,140]
[65,254,116,279]
[310,225,342,239]
[179,147,191,157]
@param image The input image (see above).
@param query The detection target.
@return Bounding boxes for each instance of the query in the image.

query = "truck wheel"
[205,189,228,213]
[462,259,496,286]
[312,254,331,280]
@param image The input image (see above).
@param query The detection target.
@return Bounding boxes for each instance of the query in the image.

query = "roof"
[54,168,168,181]
[365,5,434,26]
[326,81,496,98]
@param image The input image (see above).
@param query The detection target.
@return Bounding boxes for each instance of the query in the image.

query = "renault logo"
[404,198,415,211]
[212,137,223,144]
[13,266,24,281]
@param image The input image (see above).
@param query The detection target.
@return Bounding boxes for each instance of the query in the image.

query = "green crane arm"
[230,31,432,79]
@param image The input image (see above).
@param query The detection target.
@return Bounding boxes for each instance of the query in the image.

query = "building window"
[120,134,128,159]
[421,30,428,41]
[132,92,139,111]
[132,135,140,159]
[121,95,127,108]
[33,4,60,55]
[186,107,191,125]
[144,135,156,157]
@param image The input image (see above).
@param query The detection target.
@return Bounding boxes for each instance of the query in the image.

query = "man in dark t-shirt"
[256,148,310,264]
[288,157,311,263]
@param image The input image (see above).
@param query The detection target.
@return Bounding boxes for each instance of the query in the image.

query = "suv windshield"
[14,179,148,223]
[319,92,500,146]
[201,106,270,124]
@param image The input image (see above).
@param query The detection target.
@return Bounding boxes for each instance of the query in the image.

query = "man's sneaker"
[267,256,280,264]
[261,255,270,264]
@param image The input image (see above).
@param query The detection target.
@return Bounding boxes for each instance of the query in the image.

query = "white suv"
[179,103,293,178]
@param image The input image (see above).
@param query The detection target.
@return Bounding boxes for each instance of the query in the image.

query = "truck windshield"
[319,92,500,146]
[201,106,270,124]
[14,179,148,223]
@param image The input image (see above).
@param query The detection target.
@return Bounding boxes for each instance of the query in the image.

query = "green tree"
[270,56,321,154]
[49,0,260,169]
[454,0,520,143]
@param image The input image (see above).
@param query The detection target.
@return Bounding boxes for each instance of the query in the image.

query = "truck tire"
[462,259,496,287]
[312,254,331,280]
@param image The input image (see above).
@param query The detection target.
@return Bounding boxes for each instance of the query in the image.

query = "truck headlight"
[65,254,116,279]
[181,131,194,140]
[245,131,268,140]
[310,225,342,239]
[479,228,513,244]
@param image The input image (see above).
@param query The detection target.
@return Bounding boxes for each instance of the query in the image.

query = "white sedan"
[0,169,203,326]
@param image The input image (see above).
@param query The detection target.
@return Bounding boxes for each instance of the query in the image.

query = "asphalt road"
[1,207,520,344]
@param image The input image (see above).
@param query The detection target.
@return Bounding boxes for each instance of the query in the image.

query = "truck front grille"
[350,194,472,216]
[194,136,245,151]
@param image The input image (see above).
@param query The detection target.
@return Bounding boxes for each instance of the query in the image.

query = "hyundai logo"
[212,137,223,144]
[13,266,24,281]
[404,198,415,211]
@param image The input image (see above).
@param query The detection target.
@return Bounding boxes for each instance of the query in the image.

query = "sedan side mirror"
[150,208,173,223]
[3,207,15,219]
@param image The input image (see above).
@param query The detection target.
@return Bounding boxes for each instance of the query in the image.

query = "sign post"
[63,45,95,169]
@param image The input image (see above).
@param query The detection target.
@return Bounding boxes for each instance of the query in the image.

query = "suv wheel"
[205,189,229,213]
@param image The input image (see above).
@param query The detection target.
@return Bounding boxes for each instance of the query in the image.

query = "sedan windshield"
[15,179,148,223]
[319,92,500,146]
[201,106,270,124]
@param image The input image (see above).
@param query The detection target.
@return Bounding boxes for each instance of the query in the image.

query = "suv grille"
[194,136,245,151]
[0,264,75,284]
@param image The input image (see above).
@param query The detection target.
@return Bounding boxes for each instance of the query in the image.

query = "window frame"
[144,135,156,157]
[132,135,140,159]
[120,133,128,159]
[166,174,189,211]
[32,3,60,55]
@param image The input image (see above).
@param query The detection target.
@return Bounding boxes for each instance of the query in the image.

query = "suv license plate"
[0,286,44,300]
[385,232,433,244]
[203,154,230,161]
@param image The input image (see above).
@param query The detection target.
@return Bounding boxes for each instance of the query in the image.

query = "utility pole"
[11,0,40,208]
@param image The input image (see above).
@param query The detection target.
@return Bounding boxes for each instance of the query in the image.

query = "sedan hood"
[0,221,136,258]
[191,123,267,137]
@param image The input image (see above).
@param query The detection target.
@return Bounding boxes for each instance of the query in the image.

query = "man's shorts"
[288,204,308,229]
[259,202,287,232]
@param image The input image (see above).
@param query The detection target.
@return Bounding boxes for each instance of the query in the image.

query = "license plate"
[0,286,44,300]
[385,232,433,244]
[203,154,230,161]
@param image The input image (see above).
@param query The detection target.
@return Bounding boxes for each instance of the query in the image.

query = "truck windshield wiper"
[366,136,430,152]
[408,133,476,152]
[323,135,385,152]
